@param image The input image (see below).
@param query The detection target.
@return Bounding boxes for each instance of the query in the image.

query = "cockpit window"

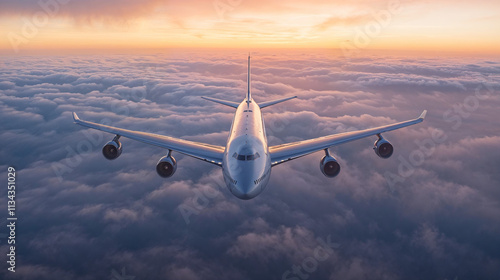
[233,152,261,161]
[246,153,260,160]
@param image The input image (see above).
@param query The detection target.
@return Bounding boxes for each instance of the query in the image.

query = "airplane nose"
[232,181,259,200]
[241,182,257,198]
[238,193,254,200]
[226,155,265,200]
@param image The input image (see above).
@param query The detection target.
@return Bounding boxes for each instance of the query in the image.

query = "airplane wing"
[269,110,427,166]
[72,112,225,166]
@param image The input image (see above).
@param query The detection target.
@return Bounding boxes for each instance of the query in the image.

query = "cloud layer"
[0,50,499,279]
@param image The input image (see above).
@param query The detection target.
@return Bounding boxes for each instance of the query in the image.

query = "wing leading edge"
[269,110,427,166]
[72,112,225,166]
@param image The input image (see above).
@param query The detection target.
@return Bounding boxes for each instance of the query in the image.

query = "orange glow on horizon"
[0,0,499,56]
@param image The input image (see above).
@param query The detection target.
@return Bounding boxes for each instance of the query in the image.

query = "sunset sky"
[2,1,500,279]
[1,0,499,54]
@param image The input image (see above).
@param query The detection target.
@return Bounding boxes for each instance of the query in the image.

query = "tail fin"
[247,54,251,101]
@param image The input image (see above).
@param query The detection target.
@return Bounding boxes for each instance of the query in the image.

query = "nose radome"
[239,181,258,198]
[238,192,255,200]
[231,180,259,200]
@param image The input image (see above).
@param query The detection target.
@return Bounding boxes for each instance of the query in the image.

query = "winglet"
[72,112,80,122]
[418,110,427,120]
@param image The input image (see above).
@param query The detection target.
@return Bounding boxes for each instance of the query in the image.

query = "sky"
[0,0,499,54]
[0,50,499,279]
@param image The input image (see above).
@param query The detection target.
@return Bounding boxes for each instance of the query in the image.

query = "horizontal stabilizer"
[259,96,297,109]
[201,96,239,108]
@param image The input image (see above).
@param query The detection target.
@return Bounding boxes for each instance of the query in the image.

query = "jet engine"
[320,152,341,178]
[156,154,177,178]
[102,139,122,160]
[373,135,393,159]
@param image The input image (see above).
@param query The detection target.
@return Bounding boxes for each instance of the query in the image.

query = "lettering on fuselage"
[223,168,237,185]
[254,168,270,185]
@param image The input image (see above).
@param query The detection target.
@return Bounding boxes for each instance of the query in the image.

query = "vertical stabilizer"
[247,54,251,101]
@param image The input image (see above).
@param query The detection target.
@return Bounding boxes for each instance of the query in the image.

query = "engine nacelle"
[156,155,177,178]
[373,137,394,158]
[320,155,341,178]
[102,140,122,160]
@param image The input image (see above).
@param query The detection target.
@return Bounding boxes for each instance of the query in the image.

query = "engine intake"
[156,155,177,178]
[320,154,341,178]
[374,136,393,158]
[102,140,122,160]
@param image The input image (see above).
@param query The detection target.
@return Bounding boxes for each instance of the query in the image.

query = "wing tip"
[72,112,80,122]
[419,110,427,120]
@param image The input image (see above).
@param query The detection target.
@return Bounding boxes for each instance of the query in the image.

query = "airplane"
[73,55,426,200]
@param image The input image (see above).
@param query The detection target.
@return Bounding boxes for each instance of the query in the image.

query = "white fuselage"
[222,98,272,199]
